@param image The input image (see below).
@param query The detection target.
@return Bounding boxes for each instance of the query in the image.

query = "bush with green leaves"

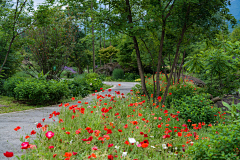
[14,79,70,104]
[125,73,140,81]
[112,68,124,80]
[187,123,240,159]
[85,73,99,79]
[87,78,103,91]
[66,77,89,98]
[164,82,205,107]
[172,94,219,125]
[3,76,27,97]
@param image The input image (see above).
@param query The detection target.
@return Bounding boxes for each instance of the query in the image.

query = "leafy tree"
[69,29,91,74]
[0,0,35,75]
[24,6,75,79]
[98,45,119,64]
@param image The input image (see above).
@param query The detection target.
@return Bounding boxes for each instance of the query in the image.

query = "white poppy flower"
[128,138,136,143]
[122,152,127,157]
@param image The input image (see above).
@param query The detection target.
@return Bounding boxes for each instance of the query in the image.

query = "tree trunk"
[91,2,95,73]
[161,22,187,106]
[156,20,166,104]
[177,50,186,83]
[0,37,15,74]
[125,0,149,99]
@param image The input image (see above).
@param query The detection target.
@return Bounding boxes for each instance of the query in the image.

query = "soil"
[0,104,10,107]
[214,95,240,113]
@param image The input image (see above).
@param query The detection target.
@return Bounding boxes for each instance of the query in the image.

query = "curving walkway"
[0,81,139,160]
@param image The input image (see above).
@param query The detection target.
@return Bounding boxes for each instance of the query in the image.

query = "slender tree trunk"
[177,50,186,83]
[104,4,106,48]
[156,20,166,104]
[125,0,149,99]
[173,51,181,84]
[91,2,95,72]
[0,37,15,74]
[161,22,187,106]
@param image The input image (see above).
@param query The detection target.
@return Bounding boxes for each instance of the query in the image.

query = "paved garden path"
[0,82,139,160]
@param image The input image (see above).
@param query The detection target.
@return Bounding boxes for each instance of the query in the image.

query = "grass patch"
[0,96,45,114]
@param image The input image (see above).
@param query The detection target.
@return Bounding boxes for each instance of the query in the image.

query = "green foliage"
[185,38,240,97]
[112,68,124,80]
[222,100,240,124]
[187,123,240,159]
[14,79,70,104]
[125,73,140,81]
[172,94,219,125]
[164,83,202,107]
[98,46,119,63]
[0,78,5,95]
[3,76,27,97]
[85,73,99,79]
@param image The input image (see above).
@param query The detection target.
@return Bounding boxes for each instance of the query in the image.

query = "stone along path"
[0,82,139,160]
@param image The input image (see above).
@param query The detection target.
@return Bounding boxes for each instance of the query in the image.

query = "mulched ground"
[181,74,240,113]
[0,104,9,107]
[215,95,240,113]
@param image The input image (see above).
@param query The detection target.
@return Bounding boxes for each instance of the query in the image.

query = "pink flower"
[108,144,113,148]
[92,146,99,150]
[45,131,54,140]
[182,124,188,128]
[21,142,29,149]
[49,146,54,149]
[162,135,170,139]
[136,126,139,129]
[158,117,162,120]
[137,144,142,147]
[73,152,77,155]
[29,144,37,149]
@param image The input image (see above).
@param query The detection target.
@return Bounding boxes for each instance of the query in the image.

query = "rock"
[211,97,221,103]
[95,62,122,76]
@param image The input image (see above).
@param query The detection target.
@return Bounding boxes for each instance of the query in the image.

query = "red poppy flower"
[66,132,70,135]
[141,143,149,148]
[14,126,21,131]
[106,129,112,134]
[49,146,54,149]
[118,129,122,132]
[36,123,42,128]
[71,97,75,101]
[178,132,182,137]
[108,155,114,160]
[163,110,168,113]
[140,132,144,135]
[3,151,14,157]
[64,152,72,158]
[85,102,88,104]
[30,130,36,135]
[125,141,130,145]
[53,154,57,158]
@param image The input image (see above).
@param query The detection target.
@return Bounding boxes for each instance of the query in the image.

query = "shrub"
[112,68,124,80]
[172,94,219,125]
[85,73,99,79]
[164,83,200,107]
[125,73,140,81]
[87,78,103,91]
[187,123,240,159]
[3,76,27,97]
[66,77,89,98]
[14,79,69,104]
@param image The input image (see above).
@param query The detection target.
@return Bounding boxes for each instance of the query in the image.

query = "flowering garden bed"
[4,73,240,159]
